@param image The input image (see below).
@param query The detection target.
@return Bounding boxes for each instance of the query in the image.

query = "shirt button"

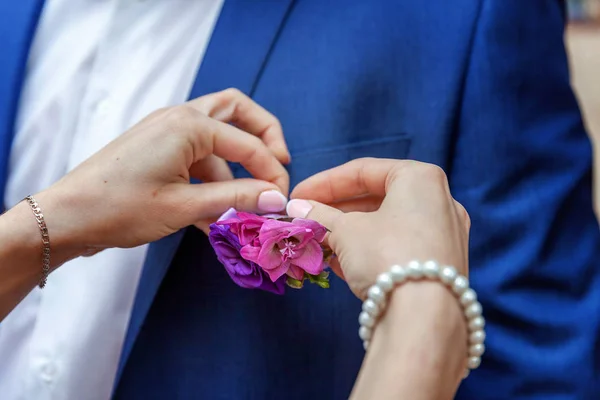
[40,361,57,383]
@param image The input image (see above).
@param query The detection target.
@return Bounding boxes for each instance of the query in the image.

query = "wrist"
[0,200,44,269]
[351,278,468,400]
[33,187,93,266]
[0,201,44,316]
[371,282,466,373]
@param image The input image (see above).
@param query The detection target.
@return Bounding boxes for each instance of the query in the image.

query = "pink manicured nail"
[286,199,313,218]
[257,190,288,212]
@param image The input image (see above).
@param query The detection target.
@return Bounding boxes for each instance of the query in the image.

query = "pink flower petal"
[291,239,324,275]
[256,237,285,270]
[240,245,260,263]
[217,217,239,226]
[264,261,291,282]
[238,228,261,246]
[219,211,267,245]
[290,229,315,248]
[292,218,327,242]
[237,212,268,223]
[259,219,296,243]
[287,265,305,281]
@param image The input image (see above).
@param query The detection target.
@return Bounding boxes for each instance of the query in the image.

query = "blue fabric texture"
[0,1,598,399]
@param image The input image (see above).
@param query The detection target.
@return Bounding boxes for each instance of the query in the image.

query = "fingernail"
[258,190,288,212]
[286,199,313,218]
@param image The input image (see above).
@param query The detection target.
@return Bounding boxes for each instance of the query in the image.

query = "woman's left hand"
[288,158,469,299]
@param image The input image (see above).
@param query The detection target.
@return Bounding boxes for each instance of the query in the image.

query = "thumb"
[174,179,288,223]
[286,198,343,233]
[286,199,345,280]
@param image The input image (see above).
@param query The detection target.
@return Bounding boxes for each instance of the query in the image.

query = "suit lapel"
[189,0,296,96]
[116,0,295,383]
[0,0,45,209]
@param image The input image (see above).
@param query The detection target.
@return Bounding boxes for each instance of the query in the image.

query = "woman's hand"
[288,157,469,299]
[36,88,291,263]
[288,158,471,399]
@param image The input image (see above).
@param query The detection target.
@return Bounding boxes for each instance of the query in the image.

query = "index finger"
[187,88,291,164]
[291,158,404,203]
[185,110,290,194]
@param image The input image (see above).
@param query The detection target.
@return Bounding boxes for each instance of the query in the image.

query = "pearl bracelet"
[358,261,485,379]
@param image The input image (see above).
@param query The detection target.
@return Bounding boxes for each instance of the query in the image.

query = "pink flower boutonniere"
[209,208,333,294]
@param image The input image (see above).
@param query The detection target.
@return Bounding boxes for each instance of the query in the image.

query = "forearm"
[0,199,48,319]
[350,282,466,400]
[0,190,84,320]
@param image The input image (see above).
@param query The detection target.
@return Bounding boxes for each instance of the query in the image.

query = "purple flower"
[208,221,285,295]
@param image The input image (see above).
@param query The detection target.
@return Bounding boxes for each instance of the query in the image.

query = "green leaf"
[305,271,330,289]
[317,270,330,280]
[286,276,304,289]
[286,271,330,290]
[315,280,330,289]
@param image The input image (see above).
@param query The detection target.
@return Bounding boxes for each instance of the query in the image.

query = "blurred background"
[566,0,600,215]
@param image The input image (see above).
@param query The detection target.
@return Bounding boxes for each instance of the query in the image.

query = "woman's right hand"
[288,157,470,300]
[35,88,291,265]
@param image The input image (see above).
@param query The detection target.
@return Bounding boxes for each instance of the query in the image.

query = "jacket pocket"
[232,133,412,187]
[286,133,412,183]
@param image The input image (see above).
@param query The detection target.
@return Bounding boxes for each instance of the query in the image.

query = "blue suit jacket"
[1,1,599,399]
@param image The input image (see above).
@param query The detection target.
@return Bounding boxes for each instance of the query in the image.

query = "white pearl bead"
[463,369,470,379]
[362,299,380,317]
[376,272,394,292]
[460,288,477,306]
[469,343,485,357]
[468,316,485,331]
[467,356,481,369]
[452,276,469,295]
[358,311,375,328]
[423,260,440,278]
[356,262,485,374]
[359,326,372,341]
[440,266,457,284]
[469,330,486,344]
[390,265,407,283]
[367,285,386,305]
[465,302,482,319]
[406,260,423,279]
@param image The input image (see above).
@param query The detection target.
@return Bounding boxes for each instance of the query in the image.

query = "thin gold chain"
[24,195,50,288]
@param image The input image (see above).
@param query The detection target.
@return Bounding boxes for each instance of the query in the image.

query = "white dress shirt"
[0,1,224,399]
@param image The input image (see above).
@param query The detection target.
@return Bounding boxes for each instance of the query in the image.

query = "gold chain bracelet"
[24,195,50,288]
